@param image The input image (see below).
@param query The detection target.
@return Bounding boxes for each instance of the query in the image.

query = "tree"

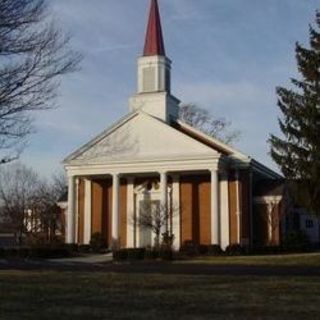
[133,201,179,250]
[0,163,66,244]
[31,173,66,243]
[0,163,40,244]
[0,0,81,163]
[179,104,240,144]
[269,11,320,215]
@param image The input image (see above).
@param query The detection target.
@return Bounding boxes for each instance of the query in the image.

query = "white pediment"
[66,112,219,165]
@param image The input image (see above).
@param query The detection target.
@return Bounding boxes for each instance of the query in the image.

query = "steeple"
[129,0,180,123]
[143,0,165,56]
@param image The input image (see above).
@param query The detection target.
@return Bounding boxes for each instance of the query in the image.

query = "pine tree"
[270,11,320,215]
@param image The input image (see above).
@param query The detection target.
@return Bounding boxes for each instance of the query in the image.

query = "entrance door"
[139,200,160,248]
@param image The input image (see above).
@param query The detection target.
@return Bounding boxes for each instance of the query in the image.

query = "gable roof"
[64,111,138,163]
[64,111,219,165]
[64,111,282,180]
[173,120,282,180]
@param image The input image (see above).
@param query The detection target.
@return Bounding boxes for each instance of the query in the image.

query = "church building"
[62,0,284,250]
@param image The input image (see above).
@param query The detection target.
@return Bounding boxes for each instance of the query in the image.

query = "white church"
[61,0,284,250]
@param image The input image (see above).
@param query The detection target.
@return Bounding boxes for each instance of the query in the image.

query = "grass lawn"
[1,254,320,320]
[180,252,320,266]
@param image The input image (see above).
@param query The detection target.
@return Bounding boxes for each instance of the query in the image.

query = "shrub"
[207,245,223,256]
[29,246,73,259]
[113,249,128,261]
[145,248,160,260]
[90,233,106,253]
[0,248,5,259]
[160,249,173,260]
[283,231,310,252]
[78,245,91,253]
[4,248,18,259]
[225,244,244,256]
[251,246,283,255]
[198,245,209,255]
[180,240,198,256]
[127,248,145,260]
[0,245,75,260]
[161,233,175,249]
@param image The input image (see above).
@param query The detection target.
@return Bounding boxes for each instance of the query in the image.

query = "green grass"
[0,269,320,319]
[180,252,320,266]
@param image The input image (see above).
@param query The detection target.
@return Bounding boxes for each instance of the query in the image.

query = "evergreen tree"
[270,11,320,215]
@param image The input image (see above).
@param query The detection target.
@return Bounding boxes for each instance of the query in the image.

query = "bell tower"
[129,0,180,123]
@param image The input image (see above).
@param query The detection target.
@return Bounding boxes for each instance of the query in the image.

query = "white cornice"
[65,156,221,177]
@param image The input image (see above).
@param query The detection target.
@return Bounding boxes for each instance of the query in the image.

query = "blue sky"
[20,0,319,177]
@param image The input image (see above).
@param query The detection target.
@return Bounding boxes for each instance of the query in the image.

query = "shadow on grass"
[0,259,319,277]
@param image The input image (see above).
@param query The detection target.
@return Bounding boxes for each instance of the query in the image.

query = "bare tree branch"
[0,0,82,162]
[179,104,241,145]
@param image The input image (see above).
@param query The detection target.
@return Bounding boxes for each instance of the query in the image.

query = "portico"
[65,157,229,249]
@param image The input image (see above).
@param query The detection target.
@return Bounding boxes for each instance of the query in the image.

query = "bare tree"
[0,163,66,244]
[0,163,40,244]
[0,0,82,163]
[31,173,66,243]
[133,201,179,250]
[179,104,240,145]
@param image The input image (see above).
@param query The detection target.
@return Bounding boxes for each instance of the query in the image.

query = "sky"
[19,0,319,178]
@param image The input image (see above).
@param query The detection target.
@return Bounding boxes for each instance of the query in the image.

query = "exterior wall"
[91,179,112,246]
[252,201,282,246]
[119,179,127,248]
[240,171,251,245]
[299,211,320,243]
[253,203,269,245]
[228,170,252,246]
[180,175,211,245]
[228,172,238,244]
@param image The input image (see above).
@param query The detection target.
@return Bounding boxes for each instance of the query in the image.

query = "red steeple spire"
[143,0,166,56]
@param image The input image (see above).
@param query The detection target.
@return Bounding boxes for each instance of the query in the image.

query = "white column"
[160,171,168,233]
[83,179,92,245]
[235,170,242,244]
[126,177,135,248]
[66,176,75,244]
[211,170,220,245]
[75,178,80,243]
[219,172,230,250]
[112,173,120,243]
[172,175,180,250]
[267,202,273,244]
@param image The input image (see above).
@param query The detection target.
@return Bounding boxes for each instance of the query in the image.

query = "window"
[305,219,314,229]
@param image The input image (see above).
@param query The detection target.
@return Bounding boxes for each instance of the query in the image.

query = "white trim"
[249,171,253,247]
[75,178,80,243]
[254,196,283,244]
[57,201,68,210]
[176,120,249,160]
[83,179,92,245]
[65,157,220,177]
[235,171,241,244]
[219,172,230,250]
[254,196,283,204]
[66,176,75,244]
[126,177,135,248]
[112,174,120,242]
[160,172,168,234]
[172,175,180,250]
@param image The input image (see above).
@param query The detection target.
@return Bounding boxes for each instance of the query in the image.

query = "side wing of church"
[62,0,284,250]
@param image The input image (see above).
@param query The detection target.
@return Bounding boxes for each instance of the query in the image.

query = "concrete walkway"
[48,253,113,265]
